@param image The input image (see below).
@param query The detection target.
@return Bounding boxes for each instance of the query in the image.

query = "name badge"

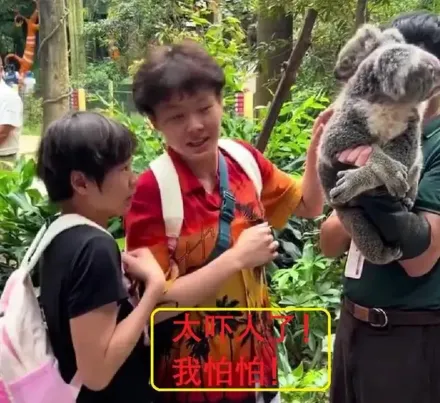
[344,240,364,279]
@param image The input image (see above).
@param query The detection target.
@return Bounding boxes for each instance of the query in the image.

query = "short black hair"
[36,111,137,203]
[132,39,225,116]
[387,11,440,59]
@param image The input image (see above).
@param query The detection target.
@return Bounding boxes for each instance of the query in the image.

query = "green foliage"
[0,158,57,288]
[143,4,253,108]
[74,60,125,91]
[84,0,180,58]
[89,94,165,173]
[292,0,434,93]
[267,212,342,403]
[257,89,330,170]
[22,94,43,136]
[0,0,35,55]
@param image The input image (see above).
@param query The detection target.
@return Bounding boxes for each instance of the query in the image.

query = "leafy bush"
[129,5,254,110]
[22,94,43,135]
[0,158,57,288]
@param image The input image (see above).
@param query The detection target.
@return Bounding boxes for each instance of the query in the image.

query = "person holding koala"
[319,11,440,403]
[318,26,440,265]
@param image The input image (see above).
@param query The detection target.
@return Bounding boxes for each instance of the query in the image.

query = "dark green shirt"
[343,115,440,310]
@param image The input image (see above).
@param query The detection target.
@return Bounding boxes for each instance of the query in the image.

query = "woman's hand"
[122,248,165,291]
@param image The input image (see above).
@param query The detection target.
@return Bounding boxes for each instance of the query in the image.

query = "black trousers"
[330,302,440,403]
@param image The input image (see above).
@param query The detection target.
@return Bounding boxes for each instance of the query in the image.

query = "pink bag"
[0,214,109,402]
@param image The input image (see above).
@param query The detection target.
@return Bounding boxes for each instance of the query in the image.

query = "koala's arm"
[328,115,421,205]
[368,114,421,172]
[366,115,421,192]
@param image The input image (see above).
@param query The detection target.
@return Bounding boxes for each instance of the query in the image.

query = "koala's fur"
[318,39,440,265]
[334,23,406,82]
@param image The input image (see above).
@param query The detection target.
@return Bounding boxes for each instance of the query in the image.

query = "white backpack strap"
[218,138,263,197]
[19,214,110,276]
[150,153,184,239]
[22,214,108,395]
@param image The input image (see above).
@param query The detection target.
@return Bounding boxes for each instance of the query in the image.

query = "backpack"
[149,138,263,245]
[0,214,112,403]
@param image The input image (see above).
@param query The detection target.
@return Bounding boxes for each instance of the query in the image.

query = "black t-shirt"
[39,225,153,402]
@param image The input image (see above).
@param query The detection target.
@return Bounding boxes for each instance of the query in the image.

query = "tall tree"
[256,8,318,152]
[67,0,86,83]
[39,0,70,132]
[254,1,293,110]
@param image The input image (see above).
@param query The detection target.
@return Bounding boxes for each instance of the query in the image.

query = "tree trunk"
[355,0,368,30]
[39,0,70,133]
[210,0,221,24]
[205,0,221,24]
[256,9,318,152]
[67,0,86,84]
[254,2,293,110]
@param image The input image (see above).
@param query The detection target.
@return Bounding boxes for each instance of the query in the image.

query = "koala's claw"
[393,160,409,179]
[402,197,414,210]
[329,169,358,205]
[372,158,408,186]
[383,171,410,198]
[368,246,403,265]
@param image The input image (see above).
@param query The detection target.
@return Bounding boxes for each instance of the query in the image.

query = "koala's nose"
[334,69,343,81]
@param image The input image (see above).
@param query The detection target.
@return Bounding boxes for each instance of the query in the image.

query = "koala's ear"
[334,23,383,80]
[355,23,383,42]
[380,76,406,101]
[381,28,406,45]
[373,47,408,101]
[336,23,381,60]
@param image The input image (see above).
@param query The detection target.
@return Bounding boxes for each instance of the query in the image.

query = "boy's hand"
[122,248,165,291]
[231,222,279,268]
[311,108,334,139]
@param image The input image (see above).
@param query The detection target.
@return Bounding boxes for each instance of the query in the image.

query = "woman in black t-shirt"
[37,112,165,402]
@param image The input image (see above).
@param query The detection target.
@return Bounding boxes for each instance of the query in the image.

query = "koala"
[334,23,406,82]
[318,42,440,265]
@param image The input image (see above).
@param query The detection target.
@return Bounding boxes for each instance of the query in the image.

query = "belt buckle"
[370,308,388,328]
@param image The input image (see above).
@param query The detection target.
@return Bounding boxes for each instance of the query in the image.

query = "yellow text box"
[150,307,332,393]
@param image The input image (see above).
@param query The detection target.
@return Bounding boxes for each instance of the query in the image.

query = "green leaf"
[6,192,37,214]
[280,240,302,260]
[116,237,126,251]
[292,361,304,379]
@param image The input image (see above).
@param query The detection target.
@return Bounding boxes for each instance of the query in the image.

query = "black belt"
[343,298,440,327]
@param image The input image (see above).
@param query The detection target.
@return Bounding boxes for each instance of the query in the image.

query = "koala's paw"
[402,197,414,210]
[329,169,359,205]
[368,246,403,265]
[382,162,410,198]
[384,176,410,199]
